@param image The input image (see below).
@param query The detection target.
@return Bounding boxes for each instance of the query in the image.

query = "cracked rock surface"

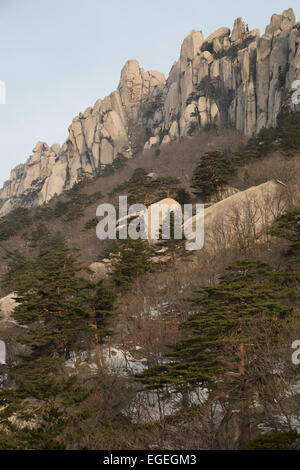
[1,8,300,216]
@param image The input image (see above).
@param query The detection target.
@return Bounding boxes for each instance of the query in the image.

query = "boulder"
[0,293,18,323]
[33,141,48,153]
[184,181,287,252]
[206,27,231,43]
[144,136,160,150]
[89,262,111,282]
[161,135,171,146]
[265,8,295,35]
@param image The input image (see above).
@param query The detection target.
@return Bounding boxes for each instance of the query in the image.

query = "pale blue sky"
[0,0,299,186]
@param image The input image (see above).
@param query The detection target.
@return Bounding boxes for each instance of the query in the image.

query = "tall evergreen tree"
[191,150,237,201]
[137,259,295,392]
[0,232,115,449]
[136,211,300,447]
[271,210,300,266]
[109,238,154,288]
[156,209,186,260]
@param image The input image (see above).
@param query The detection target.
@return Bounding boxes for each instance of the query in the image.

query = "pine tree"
[175,188,191,206]
[271,209,300,266]
[278,111,300,151]
[93,280,116,340]
[0,232,116,449]
[191,150,237,202]
[156,209,185,260]
[136,259,296,448]
[10,232,95,357]
[109,238,154,288]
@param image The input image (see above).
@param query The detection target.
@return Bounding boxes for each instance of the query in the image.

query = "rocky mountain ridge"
[0,8,300,216]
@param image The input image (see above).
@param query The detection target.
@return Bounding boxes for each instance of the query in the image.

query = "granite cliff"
[1,8,300,216]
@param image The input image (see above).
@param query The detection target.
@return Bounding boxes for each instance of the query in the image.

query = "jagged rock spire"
[0,8,299,217]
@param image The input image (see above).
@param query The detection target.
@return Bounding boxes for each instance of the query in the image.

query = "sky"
[0,0,299,187]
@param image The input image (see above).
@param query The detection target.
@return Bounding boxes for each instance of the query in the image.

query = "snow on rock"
[65,346,147,376]
[103,346,147,375]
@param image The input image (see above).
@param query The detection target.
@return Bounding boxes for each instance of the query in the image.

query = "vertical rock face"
[0,61,166,216]
[152,8,298,142]
[1,9,300,216]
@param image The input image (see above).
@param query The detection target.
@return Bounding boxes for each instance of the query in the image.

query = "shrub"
[131,168,148,181]
[213,36,255,60]
[84,218,99,230]
[101,164,115,177]
[248,431,299,450]
[109,239,154,288]
[0,208,32,241]
[112,153,128,170]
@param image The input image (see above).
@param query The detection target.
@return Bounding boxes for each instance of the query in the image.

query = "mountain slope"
[0,8,299,217]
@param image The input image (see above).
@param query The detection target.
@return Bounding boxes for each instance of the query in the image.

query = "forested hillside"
[0,109,300,449]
